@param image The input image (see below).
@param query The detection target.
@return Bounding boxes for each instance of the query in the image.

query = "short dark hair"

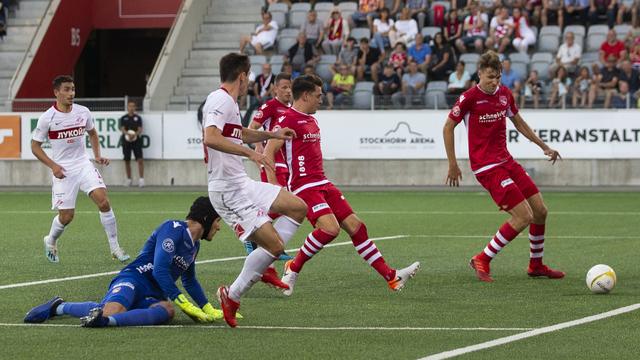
[186,196,219,240]
[275,72,291,84]
[359,37,369,44]
[478,51,502,73]
[52,75,74,90]
[292,74,323,100]
[219,53,250,83]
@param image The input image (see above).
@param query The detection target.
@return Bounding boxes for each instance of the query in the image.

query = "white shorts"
[209,178,281,242]
[51,163,106,210]
[251,34,275,49]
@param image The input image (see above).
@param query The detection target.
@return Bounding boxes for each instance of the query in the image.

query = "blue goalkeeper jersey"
[119,220,208,307]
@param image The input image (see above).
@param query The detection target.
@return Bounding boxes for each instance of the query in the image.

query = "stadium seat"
[268,3,289,13]
[270,56,286,69]
[355,81,375,91]
[316,10,331,23]
[580,51,600,71]
[459,53,479,74]
[277,36,298,55]
[289,10,308,28]
[509,53,530,78]
[338,2,358,12]
[424,90,448,110]
[586,32,607,52]
[350,27,371,41]
[531,52,553,81]
[427,81,447,92]
[291,3,311,12]
[353,89,373,109]
[280,28,300,38]
[272,11,287,28]
[316,63,334,82]
[320,54,337,64]
[249,55,267,65]
[314,3,335,12]
[250,64,263,77]
[563,25,585,47]
[421,27,440,40]
[614,24,632,41]
[538,26,561,52]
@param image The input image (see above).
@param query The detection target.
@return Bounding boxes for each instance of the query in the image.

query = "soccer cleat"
[138,178,145,188]
[124,178,132,187]
[216,286,240,328]
[24,296,64,323]
[278,252,294,261]
[43,236,59,263]
[469,255,494,282]
[111,248,130,262]
[260,267,290,290]
[528,264,566,279]
[280,260,298,296]
[388,261,421,291]
[80,307,109,328]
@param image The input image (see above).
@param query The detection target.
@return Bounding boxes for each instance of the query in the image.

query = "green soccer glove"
[202,302,244,320]
[174,294,214,323]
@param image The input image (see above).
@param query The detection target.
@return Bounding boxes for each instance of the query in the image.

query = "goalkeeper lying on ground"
[24,196,240,327]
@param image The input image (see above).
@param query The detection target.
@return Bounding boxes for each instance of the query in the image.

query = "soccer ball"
[586,264,616,294]
[125,130,137,142]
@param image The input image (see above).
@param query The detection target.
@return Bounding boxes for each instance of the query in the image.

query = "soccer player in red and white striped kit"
[264,75,420,295]
[443,50,565,282]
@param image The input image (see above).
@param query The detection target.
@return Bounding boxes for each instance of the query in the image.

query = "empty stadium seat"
[272,11,287,28]
[268,3,289,13]
[538,26,561,52]
[421,27,440,40]
[427,81,447,92]
[320,54,337,64]
[314,3,335,12]
[316,10,331,23]
[270,56,286,69]
[338,2,358,12]
[249,55,267,64]
[316,63,334,82]
[614,24,632,41]
[509,53,530,77]
[351,27,371,41]
[289,10,308,28]
[459,53,479,74]
[291,3,311,12]
[277,36,297,55]
[355,81,375,92]
[280,28,300,38]
[425,91,448,109]
[531,52,553,81]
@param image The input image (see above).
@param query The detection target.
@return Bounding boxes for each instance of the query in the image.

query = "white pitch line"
[0,235,408,291]
[419,303,640,360]
[0,323,532,331]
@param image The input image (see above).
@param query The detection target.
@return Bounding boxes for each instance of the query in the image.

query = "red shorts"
[260,169,289,189]
[475,160,539,211]
[296,183,354,226]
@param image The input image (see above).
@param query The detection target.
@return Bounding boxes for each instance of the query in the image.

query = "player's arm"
[87,128,109,165]
[31,116,65,178]
[181,263,226,321]
[510,113,561,164]
[263,137,285,185]
[248,113,266,152]
[443,118,462,186]
[205,125,278,172]
[241,126,296,145]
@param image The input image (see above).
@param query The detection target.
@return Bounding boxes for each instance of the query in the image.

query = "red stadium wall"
[16,0,181,98]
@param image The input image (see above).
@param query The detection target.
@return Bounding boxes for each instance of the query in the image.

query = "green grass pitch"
[1,190,639,359]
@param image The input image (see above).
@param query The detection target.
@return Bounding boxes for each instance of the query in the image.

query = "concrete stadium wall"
[2,159,639,187]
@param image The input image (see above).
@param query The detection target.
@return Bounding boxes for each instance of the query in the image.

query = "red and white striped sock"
[529,223,545,267]
[477,222,520,262]
[351,223,396,281]
[289,228,336,273]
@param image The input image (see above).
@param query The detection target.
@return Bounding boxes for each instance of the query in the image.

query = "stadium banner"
[0,115,21,158]
[316,110,640,159]
[20,112,163,160]
[162,112,204,159]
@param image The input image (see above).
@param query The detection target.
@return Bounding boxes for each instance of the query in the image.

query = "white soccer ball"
[125,130,137,142]
[586,264,616,294]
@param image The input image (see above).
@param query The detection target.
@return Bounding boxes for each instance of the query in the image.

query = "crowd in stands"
[241,0,640,110]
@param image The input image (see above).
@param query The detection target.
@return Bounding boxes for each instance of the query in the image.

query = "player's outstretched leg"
[525,194,565,279]
[243,241,291,290]
[44,211,73,263]
[81,304,173,327]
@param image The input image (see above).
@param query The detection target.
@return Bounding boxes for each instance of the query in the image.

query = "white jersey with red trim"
[203,88,250,191]
[32,104,95,172]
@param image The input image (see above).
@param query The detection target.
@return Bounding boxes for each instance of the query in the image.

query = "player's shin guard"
[351,223,396,281]
[529,223,545,266]
[99,209,120,252]
[47,215,65,244]
[289,228,337,273]
[273,216,301,246]
[478,222,520,262]
[229,247,277,302]
[109,306,171,326]
[58,302,100,317]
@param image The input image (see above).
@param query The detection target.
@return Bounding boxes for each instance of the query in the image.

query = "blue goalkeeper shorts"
[101,274,162,310]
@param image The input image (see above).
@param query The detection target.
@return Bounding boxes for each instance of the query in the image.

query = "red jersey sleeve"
[506,86,519,118]
[448,91,474,123]
[252,102,271,126]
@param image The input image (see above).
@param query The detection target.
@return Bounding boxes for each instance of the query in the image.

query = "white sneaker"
[111,248,130,262]
[387,261,420,291]
[138,178,145,188]
[281,260,298,296]
[43,236,59,263]
[124,178,132,187]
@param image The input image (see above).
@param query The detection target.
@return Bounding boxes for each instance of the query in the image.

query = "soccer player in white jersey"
[203,53,308,328]
[31,75,129,263]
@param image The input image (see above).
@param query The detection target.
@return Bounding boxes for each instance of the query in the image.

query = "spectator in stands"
[408,33,432,73]
[548,65,572,107]
[389,7,419,47]
[375,64,402,106]
[429,32,456,81]
[331,37,358,74]
[501,58,523,104]
[356,37,384,82]
[239,12,278,55]
[616,0,639,26]
[444,9,463,47]
[600,29,628,66]
[617,59,640,96]
[564,0,589,26]
[522,70,544,108]
[326,64,355,109]
[243,63,275,125]
[0,0,6,41]
[281,62,300,79]
[404,0,429,29]
[372,7,395,55]
[301,10,324,49]
[589,0,616,28]
[351,0,384,31]
[485,6,514,54]
[550,31,582,77]
[629,40,640,69]
[512,7,537,53]
[572,66,592,107]
[455,2,488,54]
[392,60,426,108]
[452,0,472,18]
[611,80,631,107]
[525,0,544,26]
[288,33,319,73]
[542,0,565,29]
[389,42,408,76]
[385,0,403,19]
[590,55,620,108]
[479,0,498,17]
[323,7,350,55]
[447,60,472,94]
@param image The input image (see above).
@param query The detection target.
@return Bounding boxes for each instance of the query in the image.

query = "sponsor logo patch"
[452,105,461,117]
[234,224,245,238]
[500,178,514,188]
[312,203,330,213]
[162,238,175,253]
[499,95,508,106]
[254,110,263,119]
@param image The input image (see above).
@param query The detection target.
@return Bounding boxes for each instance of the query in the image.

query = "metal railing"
[11,96,144,112]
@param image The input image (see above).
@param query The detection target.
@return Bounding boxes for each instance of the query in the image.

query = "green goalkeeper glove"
[174,294,214,323]
[202,302,244,320]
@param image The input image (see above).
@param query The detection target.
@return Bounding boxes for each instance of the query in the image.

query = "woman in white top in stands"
[389,8,418,47]
[511,7,536,53]
[372,7,394,55]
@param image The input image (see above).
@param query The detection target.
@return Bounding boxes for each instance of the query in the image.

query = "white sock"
[47,215,66,245]
[99,209,120,252]
[229,247,276,302]
[272,216,301,246]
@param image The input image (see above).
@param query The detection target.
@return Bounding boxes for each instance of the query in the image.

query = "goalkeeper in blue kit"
[24,196,235,327]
